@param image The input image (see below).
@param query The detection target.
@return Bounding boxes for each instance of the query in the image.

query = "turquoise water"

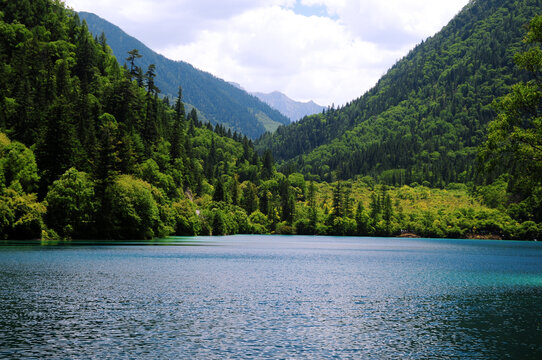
[1,236,541,359]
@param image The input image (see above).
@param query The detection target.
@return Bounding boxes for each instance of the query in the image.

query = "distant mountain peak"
[251,91,325,122]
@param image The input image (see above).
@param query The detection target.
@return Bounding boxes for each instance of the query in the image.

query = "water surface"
[1,236,541,358]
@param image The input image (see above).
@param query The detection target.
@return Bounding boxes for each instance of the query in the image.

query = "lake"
[1,235,541,359]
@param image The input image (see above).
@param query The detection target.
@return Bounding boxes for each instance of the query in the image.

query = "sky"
[64,0,470,106]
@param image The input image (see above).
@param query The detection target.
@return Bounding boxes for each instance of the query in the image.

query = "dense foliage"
[479,14,542,224]
[0,0,266,239]
[79,11,290,139]
[257,0,540,186]
[0,0,540,240]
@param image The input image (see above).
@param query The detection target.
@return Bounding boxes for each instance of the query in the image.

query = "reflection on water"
[1,236,541,359]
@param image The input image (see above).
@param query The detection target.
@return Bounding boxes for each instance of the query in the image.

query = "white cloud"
[65,0,469,106]
[337,0,468,46]
[66,0,295,46]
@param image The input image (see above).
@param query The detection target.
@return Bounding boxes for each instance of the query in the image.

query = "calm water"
[1,236,542,359]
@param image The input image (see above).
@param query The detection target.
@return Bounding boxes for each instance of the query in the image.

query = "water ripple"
[1,236,542,359]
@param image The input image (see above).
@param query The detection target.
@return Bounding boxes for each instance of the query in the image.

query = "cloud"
[65,0,469,105]
[338,0,468,47]
[158,4,415,105]
[66,0,294,47]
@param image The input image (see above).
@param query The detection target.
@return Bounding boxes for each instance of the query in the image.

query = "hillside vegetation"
[0,0,540,240]
[80,12,290,139]
[257,0,539,186]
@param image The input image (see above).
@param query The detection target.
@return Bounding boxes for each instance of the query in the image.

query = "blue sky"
[292,1,336,19]
[65,0,469,106]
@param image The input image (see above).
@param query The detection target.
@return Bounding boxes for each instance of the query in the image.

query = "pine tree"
[262,150,274,179]
[280,178,295,223]
[481,16,542,177]
[259,189,270,216]
[35,99,80,197]
[145,64,159,95]
[241,182,259,214]
[205,136,217,179]
[308,181,318,232]
[331,181,344,219]
[231,175,240,206]
[126,49,142,80]
[213,178,226,202]
[369,192,381,221]
[94,113,121,192]
[355,202,370,235]
[382,192,394,226]
[170,86,186,161]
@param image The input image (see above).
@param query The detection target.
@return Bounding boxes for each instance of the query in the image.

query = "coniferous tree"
[280,178,295,223]
[213,178,226,202]
[145,64,159,95]
[35,99,80,197]
[170,86,186,161]
[259,189,270,216]
[262,150,274,179]
[231,175,240,206]
[369,192,381,221]
[205,136,217,179]
[94,113,121,194]
[355,202,370,235]
[331,181,344,220]
[307,181,318,233]
[126,49,142,79]
[241,182,259,215]
[382,192,394,228]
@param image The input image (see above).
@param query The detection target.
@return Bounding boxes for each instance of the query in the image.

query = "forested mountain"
[0,0,282,239]
[0,0,539,240]
[79,12,289,139]
[257,0,540,186]
[252,91,325,122]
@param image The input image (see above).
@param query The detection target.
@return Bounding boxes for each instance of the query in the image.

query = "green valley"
[0,0,540,240]
[257,0,538,186]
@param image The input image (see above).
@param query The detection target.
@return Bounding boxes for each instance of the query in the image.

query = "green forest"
[257,0,539,185]
[0,0,540,241]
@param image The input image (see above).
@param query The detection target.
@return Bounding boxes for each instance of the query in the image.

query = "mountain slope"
[80,12,289,138]
[0,0,293,239]
[252,91,325,122]
[256,0,540,185]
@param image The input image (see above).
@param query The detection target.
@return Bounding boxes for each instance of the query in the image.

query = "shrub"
[104,175,163,239]
[45,168,97,238]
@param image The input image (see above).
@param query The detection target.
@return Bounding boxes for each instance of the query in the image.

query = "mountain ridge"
[79,11,290,138]
[256,0,539,185]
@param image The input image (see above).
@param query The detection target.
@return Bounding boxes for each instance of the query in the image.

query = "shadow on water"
[0,237,219,247]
